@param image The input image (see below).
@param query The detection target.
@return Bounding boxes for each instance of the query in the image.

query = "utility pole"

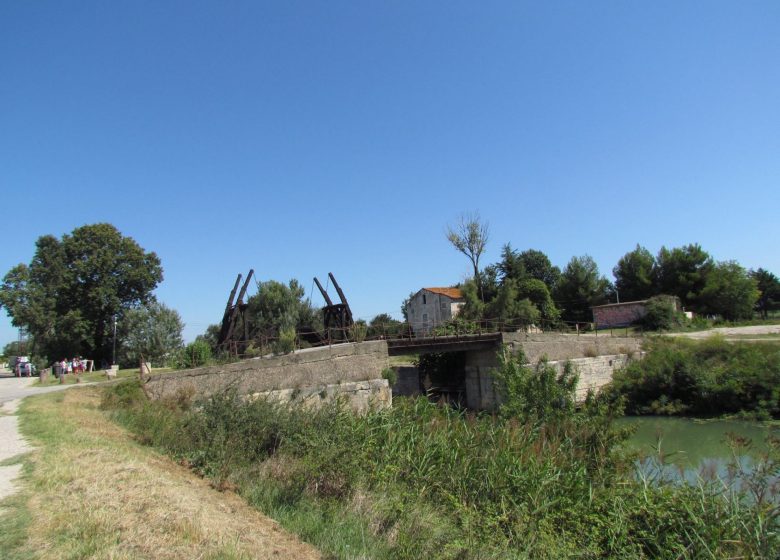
[112,315,118,365]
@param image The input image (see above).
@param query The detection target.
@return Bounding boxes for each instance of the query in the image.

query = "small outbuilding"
[591,296,681,328]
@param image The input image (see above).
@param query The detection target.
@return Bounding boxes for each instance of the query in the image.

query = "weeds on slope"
[103,353,780,559]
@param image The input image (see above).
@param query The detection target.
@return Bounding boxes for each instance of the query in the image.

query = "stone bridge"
[144,333,642,411]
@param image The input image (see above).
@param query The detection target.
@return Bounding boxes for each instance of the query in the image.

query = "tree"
[0,224,163,363]
[699,261,759,321]
[446,213,489,298]
[555,256,611,323]
[654,244,713,312]
[613,244,656,302]
[457,279,486,320]
[368,313,402,338]
[245,279,321,340]
[196,323,222,354]
[401,291,415,321]
[516,278,560,326]
[751,268,780,319]
[118,301,184,368]
[496,244,526,283]
[517,249,561,291]
[486,279,540,326]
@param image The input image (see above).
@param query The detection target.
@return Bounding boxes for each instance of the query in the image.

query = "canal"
[619,416,780,496]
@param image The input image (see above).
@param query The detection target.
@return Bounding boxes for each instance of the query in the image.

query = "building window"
[422,294,427,305]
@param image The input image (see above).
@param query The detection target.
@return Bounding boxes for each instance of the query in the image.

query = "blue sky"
[2,1,779,345]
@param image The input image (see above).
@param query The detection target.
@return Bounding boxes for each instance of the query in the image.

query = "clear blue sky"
[2,1,779,346]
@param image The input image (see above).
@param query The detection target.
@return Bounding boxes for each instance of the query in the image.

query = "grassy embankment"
[0,388,320,560]
[102,352,780,559]
[610,335,780,418]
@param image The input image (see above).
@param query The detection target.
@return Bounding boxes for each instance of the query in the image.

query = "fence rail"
[217,316,643,361]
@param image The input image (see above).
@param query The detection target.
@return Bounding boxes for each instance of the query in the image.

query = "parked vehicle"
[10,356,37,377]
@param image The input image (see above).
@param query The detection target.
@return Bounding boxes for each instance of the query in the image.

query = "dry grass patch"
[0,388,320,560]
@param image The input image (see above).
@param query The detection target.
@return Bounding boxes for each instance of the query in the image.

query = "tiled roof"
[423,287,463,300]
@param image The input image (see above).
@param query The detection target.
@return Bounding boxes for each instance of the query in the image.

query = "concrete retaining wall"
[144,341,391,411]
[501,332,642,363]
[464,334,642,410]
[249,379,391,414]
[546,354,634,401]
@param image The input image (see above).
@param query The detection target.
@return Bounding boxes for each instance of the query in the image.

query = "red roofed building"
[406,287,465,336]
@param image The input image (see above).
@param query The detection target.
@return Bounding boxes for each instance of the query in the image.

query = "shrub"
[273,328,296,355]
[640,295,687,331]
[381,367,398,386]
[492,349,578,424]
[176,340,212,369]
[610,336,780,417]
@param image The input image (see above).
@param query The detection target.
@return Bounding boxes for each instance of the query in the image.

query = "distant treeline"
[441,242,779,329]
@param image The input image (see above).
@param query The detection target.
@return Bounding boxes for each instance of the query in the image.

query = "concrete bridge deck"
[386,332,503,355]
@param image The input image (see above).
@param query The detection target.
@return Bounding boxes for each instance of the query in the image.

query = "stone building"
[405,287,465,336]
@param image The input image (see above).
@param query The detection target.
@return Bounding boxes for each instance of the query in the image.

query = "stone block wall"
[144,341,391,411]
[249,379,391,414]
[501,332,642,363]
[546,354,634,401]
[462,334,643,410]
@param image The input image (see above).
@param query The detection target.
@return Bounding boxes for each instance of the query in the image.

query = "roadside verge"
[0,387,320,559]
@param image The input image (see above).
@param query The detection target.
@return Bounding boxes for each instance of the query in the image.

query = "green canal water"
[619,417,780,494]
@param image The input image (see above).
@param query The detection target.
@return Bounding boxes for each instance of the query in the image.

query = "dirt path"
[669,324,780,340]
[0,397,32,503]
[0,383,321,559]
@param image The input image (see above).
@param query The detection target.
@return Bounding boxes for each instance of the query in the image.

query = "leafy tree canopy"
[497,245,560,291]
[554,256,611,323]
[700,261,759,321]
[446,212,489,297]
[486,279,541,325]
[118,301,184,368]
[613,244,656,302]
[245,279,322,339]
[655,244,713,312]
[751,268,780,319]
[0,224,163,363]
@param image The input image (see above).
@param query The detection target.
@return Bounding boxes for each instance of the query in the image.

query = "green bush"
[610,336,780,417]
[640,296,687,331]
[381,367,398,386]
[493,349,578,424]
[175,339,212,369]
[273,328,296,355]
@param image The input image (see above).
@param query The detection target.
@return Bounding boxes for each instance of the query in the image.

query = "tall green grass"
[103,356,780,559]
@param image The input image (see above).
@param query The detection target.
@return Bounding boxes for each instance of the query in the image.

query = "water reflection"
[619,416,780,502]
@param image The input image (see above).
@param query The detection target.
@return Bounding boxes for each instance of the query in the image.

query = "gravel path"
[670,324,780,339]
[0,376,35,502]
[0,372,79,502]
